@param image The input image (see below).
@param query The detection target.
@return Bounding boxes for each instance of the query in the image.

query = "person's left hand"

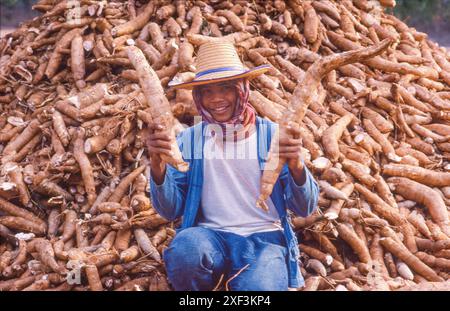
[277,123,306,184]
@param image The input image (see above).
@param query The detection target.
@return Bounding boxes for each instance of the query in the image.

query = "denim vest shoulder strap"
[177,121,204,162]
[256,117,303,287]
[180,121,205,228]
[256,116,277,170]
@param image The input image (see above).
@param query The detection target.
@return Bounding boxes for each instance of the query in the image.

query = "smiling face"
[199,81,238,123]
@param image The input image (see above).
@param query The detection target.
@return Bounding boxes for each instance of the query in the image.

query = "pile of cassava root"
[0,0,450,291]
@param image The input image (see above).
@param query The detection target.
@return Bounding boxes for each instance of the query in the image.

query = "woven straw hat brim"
[168,65,270,90]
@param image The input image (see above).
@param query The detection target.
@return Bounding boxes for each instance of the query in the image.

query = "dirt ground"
[0,27,15,38]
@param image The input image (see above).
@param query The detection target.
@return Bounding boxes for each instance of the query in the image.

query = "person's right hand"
[146,123,172,184]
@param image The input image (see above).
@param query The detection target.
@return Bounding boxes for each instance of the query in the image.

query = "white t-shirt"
[198,125,282,237]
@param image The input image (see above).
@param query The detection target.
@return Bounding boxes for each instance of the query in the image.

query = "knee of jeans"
[228,246,289,291]
[163,227,218,270]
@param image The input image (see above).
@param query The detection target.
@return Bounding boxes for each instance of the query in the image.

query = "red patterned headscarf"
[192,79,256,141]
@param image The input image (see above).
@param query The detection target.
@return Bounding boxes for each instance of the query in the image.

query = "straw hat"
[168,41,270,89]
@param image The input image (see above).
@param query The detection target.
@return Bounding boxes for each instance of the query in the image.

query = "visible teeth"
[214,106,228,112]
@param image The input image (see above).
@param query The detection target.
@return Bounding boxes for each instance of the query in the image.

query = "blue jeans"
[163,227,289,291]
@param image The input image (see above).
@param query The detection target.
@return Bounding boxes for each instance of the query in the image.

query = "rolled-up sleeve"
[281,164,319,217]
